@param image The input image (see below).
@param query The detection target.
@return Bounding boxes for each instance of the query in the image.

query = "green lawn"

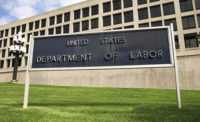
[0,83,200,122]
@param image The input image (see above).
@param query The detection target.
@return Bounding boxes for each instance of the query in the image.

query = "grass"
[0,83,200,122]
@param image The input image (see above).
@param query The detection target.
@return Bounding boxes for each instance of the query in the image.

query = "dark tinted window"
[7,59,10,68]
[139,23,149,28]
[198,14,200,27]
[17,26,20,33]
[3,39,7,47]
[63,24,69,33]
[35,20,40,29]
[10,37,13,46]
[164,18,177,31]
[91,18,98,29]
[103,2,111,13]
[49,28,54,35]
[0,31,4,38]
[114,27,122,30]
[82,20,89,31]
[124,0,132,8]
[175,36,180,49]
[163,2,175,15]
[195,0,200,9]
[34,32,38,36]
[184,34,199,48]
[138,8,148,20]
[22,24,26,32]
[73,22,80,32]
[124,11,133,23]
[64,12,70,22]
[103,15,111,27]
[0,60,4,68]
[180,0,193,12]
[151,21,162,27]
[0,40,2,47]
[74,9,80,20]
[2,50,6,58]
[41,19,46,28]
[40,30,45,36]
[26,45,29,54]
[27,33,32,42]
[150,0,159,2]
[113,0,121,10]
[92,5,99,15]
[49,16,55,25]
[113,13,122,25]
[124,25,134,29]
[182,15,196,29]
[83,7,89,17]
[56,26,61,34]
[5,29,9,37]
[29,22,33,31]
[57,14,62,24]
[138,0,147,5]
[150,5,161,18]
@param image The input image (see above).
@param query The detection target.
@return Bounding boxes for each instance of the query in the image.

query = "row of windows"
[0,57,27,68]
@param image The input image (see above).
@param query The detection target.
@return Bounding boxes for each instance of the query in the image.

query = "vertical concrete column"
[98,1,103,30]
[133,0,139,28]
[174,0,185,51]
[69,10,74,33]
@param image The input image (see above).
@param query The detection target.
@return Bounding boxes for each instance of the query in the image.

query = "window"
[64,12,70,22]
[35,20,40,29]
[49,28,54,35]
[175,36,180,49]
[149,0,159,2]
[25,57,28,66]
[151,21,162,27]
[40,30,45,36]
[0,30,4,38]
[5,29,9,37]
[63,24,69,33]
[2,50,6,58]
[124,25,134,29]
[57,14,62,24]
[164,18,177,31]
[92,5,99,15]
[103,15,111,27]
[10,38,13,46]
[49,16,55,25]
[114,27,122,30]
[124,0,132,8]
[138,8,148,20]
[41,19,46,28]
[150,5,161,18]
[124,11,133,23]
[27,33,32,42]
[113,13,122,25]
[7,59,10,68]
[198,14,200,27]
[195,0,200,9]
[0,40,2,47]
[163,2,175,15]
[138,0,147,5]
[56,26,61,34]
[182,15,196,29]
[8,49,12,56]
[82,20,89,31]
[113,0,121,10]
[22,24,26,32]
[16,26,20,34]
[103,2,111,13]
[139,23,149,28]
[34,32,38,36]
[0,60,4,68]
[25,45,29,54]
[180,0,193,12]
[29,22,33,31]
[73,22,80,33]
[83,7,89,17]
[3,39,7,47]
[185,34,199,48]
[12,59,14,67]
[91,18,98,29]
[74,9,80,20]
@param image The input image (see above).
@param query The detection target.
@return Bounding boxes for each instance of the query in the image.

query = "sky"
[0,0,86,26]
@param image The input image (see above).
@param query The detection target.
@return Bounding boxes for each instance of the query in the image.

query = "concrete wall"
[1,55,200,90]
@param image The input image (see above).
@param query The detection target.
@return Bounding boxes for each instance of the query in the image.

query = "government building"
[0,0,200,90]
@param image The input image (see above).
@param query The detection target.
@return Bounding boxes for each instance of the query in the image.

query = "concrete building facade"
[0,0,200,90]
